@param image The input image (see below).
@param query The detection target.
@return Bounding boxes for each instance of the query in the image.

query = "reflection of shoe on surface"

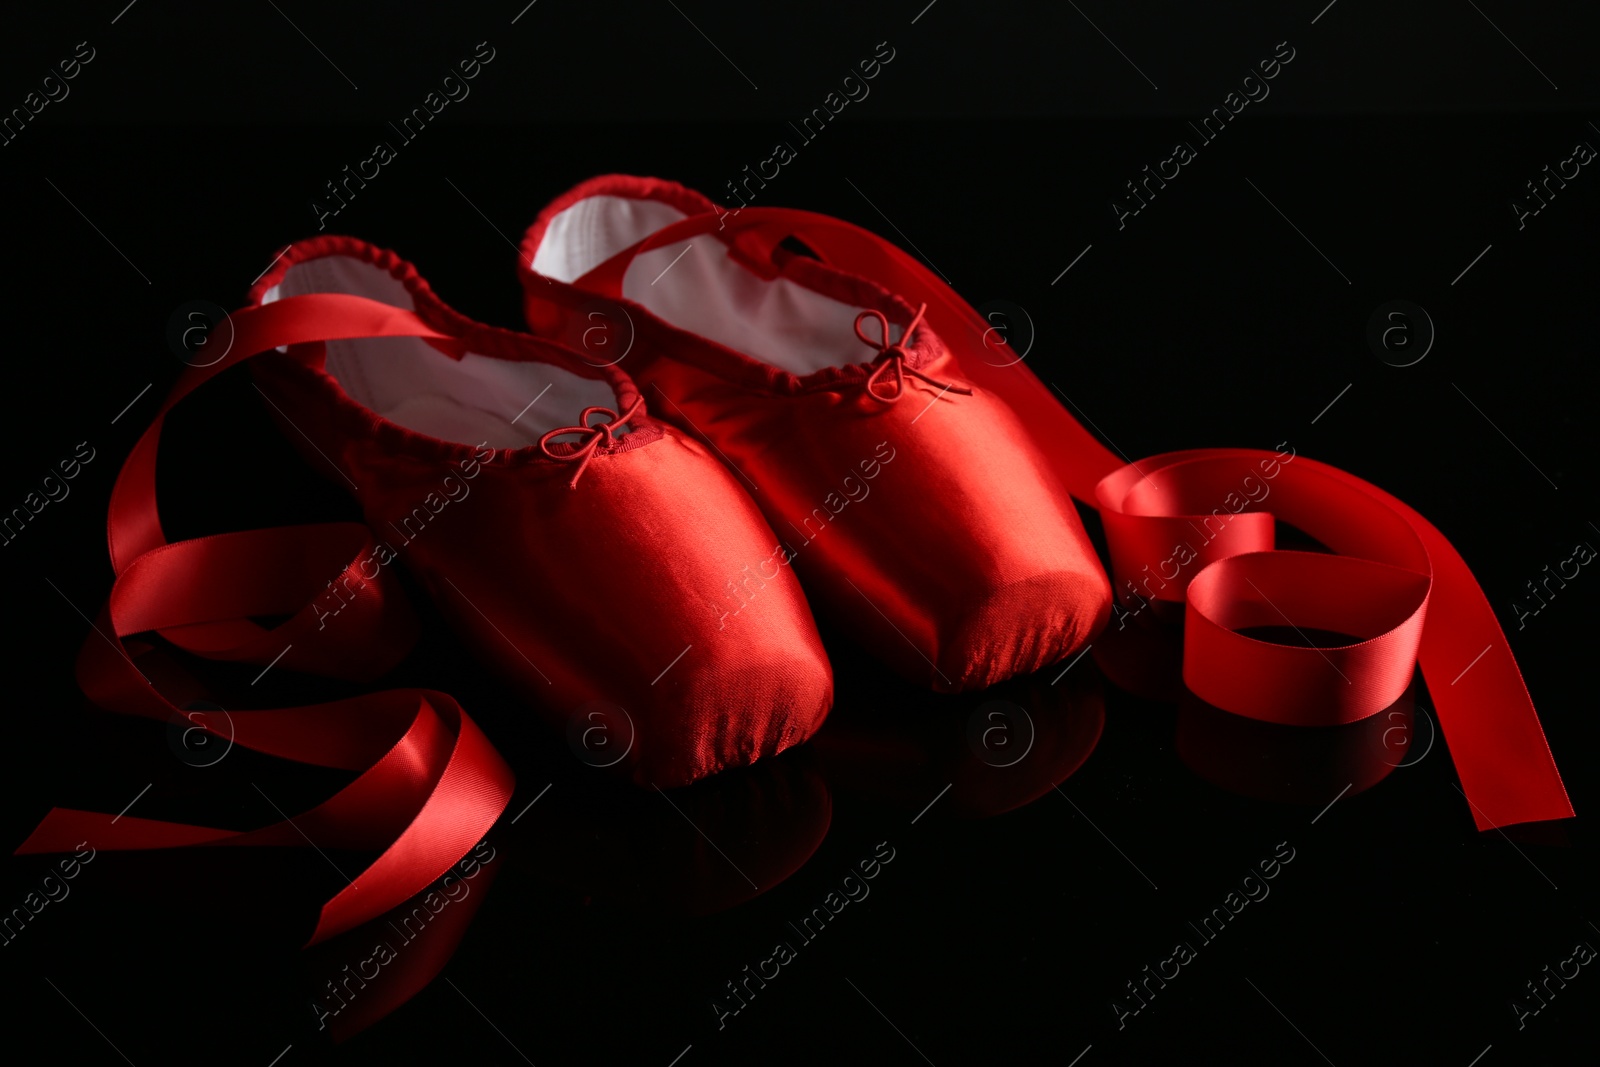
[1091,604,1187,704]
[249,237,833,788]
[520,176,1111,692]
[521,747,831,916]
[810,654,1105,819]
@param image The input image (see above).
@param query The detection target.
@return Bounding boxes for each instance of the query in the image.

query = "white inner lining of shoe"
[531,194,900,376]
[263,254,623,449]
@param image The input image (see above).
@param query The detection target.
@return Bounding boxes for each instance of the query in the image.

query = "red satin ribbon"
[575,206,1573,831]
[16,294,515,944]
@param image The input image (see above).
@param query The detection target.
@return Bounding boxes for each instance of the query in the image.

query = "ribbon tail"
[308,698,513,945]
[1406,507,1574,829]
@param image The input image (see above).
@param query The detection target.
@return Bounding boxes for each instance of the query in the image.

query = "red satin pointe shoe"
[512,182,1575,832]
[248,236,833,787]
[519,176,1111,692]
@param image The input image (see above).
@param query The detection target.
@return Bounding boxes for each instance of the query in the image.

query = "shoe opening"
[264,249,629,449]
[531,187,910,379]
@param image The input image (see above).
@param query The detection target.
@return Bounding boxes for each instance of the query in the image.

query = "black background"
[2,2,1597,1064]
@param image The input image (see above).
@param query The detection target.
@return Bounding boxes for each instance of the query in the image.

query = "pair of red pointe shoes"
[22,175,1573,947]
[240,175,1110,786]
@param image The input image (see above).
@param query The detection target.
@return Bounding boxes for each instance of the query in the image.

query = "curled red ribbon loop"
[853,304,972,404]
[1184,550,1430,726]
[17,294,516,944]
[1093,448,1570,829]
[1093,450,1436,727]
[537,397,644,488]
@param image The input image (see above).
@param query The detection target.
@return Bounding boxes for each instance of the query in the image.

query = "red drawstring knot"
[538,396,643,488]
[853,303,972,404]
